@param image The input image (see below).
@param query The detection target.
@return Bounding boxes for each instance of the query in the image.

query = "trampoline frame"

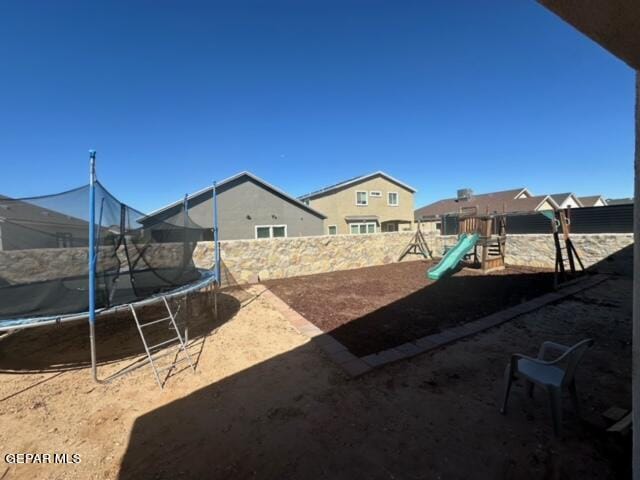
[0,268,217,333]
[0,151,221,386]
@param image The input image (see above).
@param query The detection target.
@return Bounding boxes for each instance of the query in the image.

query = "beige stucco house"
[299,172,416,235]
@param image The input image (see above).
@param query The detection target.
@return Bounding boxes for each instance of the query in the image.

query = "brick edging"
[246,285,372,377]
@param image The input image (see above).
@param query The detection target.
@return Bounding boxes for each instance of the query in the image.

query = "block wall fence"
[0,232,631,286]
[193,232,634,284]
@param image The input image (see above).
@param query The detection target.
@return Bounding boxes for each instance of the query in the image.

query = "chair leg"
[548,387,563,437]
[500,363,514,414]
[568,381,580,418]
[526,380,534,398]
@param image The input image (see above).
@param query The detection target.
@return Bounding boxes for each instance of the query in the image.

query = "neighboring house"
[142,172,326,241]
[606,197,633,206]
[415,188,559,226]
[298,171,416,235]
[0,194,89,251]
[549,193,583,209]
[579,195,608,207]
[550,193,608,208]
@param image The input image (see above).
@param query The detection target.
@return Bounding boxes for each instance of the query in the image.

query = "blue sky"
[0,1,635,212]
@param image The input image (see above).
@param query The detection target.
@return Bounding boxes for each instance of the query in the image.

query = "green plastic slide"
[427,233,480,281]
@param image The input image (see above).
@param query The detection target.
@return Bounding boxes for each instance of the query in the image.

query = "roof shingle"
[578,195,606,207]
[415,189,557,219]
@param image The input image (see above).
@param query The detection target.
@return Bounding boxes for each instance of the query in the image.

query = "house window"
[255,225,287,239]
[388,192,399,206]
[369,191,382,197]
[355,191,368,206]
[272,226,286,237]
[349,222,376,235]
[328,225,337,235]
[56,232,73,248]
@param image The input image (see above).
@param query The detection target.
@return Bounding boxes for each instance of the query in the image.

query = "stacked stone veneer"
[0,233,632,286]
[193,232,444,284]
[505,234,633,269]
[0,247,90,283]
[0,243,193,284]
[194,232,634,284]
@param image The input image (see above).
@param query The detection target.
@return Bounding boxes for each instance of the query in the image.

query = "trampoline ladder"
[130,296,196,389]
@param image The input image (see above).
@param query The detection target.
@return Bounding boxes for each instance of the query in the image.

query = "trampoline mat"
[0,268,203,328]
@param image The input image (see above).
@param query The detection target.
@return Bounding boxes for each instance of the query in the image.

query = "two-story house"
[298,171,416,235]
[142,171,326,241]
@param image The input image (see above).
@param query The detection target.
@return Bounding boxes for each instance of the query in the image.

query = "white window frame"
[327,225,337,235]
[355,190,368,206]
[369,190,382,197]
[349,222,377,235]
[387,191,399,206]
[254,224,288,239]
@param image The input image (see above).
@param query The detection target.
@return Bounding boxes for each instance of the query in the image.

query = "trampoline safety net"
[0,182,205,326]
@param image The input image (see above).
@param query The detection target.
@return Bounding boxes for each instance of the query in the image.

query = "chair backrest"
[559,338,594,385]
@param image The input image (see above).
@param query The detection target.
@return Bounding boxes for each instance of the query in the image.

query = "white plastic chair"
[500,338,594,436]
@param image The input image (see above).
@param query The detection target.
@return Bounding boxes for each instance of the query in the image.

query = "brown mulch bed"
[265,261,555,356]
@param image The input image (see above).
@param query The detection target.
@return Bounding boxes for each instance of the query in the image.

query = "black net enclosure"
[0,181,211,330]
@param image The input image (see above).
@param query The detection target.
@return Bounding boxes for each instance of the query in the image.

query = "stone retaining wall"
[505,233,633,269]
[0,247,89,283]
[194,232,633,284]
[194,232,446,283]
[0,243,193,284]
[0,233,632,286]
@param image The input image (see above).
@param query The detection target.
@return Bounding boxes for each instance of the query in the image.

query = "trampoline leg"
[214,284,218,320]
[89,321,98,382]
[184,294,189,346]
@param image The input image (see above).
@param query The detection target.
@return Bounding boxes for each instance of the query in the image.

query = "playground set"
[428,211,507,280]
[425,205,584,287]
[398,222,433,262]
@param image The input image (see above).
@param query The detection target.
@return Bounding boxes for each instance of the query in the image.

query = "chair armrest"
[511,353,555,369]
[538,341,569,360]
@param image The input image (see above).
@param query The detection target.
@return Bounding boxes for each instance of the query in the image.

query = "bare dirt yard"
[0,271,631,479]
[266,261,555,356]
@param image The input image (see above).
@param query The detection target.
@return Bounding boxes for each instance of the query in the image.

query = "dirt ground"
[266,261,555,356]
[0,272,631,479]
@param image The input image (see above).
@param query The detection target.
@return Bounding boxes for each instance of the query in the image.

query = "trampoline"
[0,268,215,331]
[0,151,221,385]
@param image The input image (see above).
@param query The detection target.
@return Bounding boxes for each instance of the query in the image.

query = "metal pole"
[632,73,639,480]
[213,181,220,319]
[183,193,188,228]
[182,193,189,341]
[88,150,98,382]
[213,181,221,283]
[182,193,188,266]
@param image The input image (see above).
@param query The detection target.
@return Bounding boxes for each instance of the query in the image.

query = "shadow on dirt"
[0,291,240,373]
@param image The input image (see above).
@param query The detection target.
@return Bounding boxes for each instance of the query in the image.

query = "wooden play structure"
[398,222,433,261]
[457,212,507,273]
[551,208,584,287]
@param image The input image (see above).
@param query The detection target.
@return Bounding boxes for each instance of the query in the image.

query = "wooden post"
[552,213,565,288]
